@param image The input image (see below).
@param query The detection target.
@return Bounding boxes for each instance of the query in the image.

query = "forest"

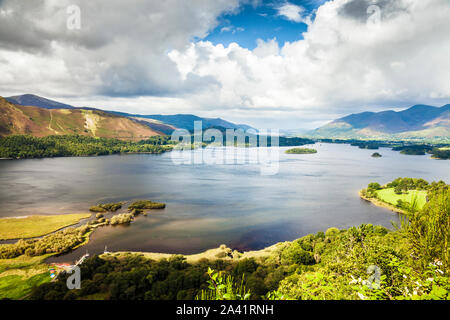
[0,135,174,159]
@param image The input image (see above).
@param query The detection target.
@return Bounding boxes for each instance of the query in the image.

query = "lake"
[0,143,448,263]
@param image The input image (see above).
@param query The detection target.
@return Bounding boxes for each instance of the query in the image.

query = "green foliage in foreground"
[196,268,251,300]
[2,179,447,300]
[26,186,449,300]
[0,135,174,159]
[0,272,50,300]
[285,148,317,154]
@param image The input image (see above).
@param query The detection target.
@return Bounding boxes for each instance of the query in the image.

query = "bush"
[99,203,123,212]
[281,243,315,266]
[403,188,450,270]
[325,227,339,237]
[110,213,134,225]
[368,183,381,190]
[128,200,166,211]
[89,206,106,213]
[91,203,123,213]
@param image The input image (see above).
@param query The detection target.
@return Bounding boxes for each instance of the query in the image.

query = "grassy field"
[0,254,52,299]
[0,213,91,240]
[0,272,50,299]
[376,188,428,210]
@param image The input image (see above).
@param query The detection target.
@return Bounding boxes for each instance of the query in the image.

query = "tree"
[368,183,381,191]
[403,188,450,271]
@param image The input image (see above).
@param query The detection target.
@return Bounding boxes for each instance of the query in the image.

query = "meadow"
[0,213,91,240]
[376,188,428,210]
[0,254,52,299]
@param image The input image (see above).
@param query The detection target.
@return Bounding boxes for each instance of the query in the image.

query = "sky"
[0,0,450,129]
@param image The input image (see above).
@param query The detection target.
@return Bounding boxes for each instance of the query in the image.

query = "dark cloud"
[339,0,409,22]
[0,0,241,97]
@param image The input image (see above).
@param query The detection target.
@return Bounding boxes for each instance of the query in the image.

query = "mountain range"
[311,104,450,140]
[5,94,254,135]
[3,94,449,141]
[0,97,160,140]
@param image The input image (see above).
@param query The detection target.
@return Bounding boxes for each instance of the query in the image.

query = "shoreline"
[359,190,406,215]
[98,242,286,264]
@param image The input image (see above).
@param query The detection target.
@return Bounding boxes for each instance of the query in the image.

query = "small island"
[371,152,382,158]
[431,147,450,160]
[285,148,317,154]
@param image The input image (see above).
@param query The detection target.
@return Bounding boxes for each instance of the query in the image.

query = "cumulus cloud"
[1,0,450,129]
[0,0,240,97]
[276,2,310,24]
[168,0,450,127]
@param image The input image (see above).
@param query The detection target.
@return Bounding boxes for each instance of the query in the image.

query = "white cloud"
[220,26,245,34]
[168,0,450,128]
[276,2,310,24]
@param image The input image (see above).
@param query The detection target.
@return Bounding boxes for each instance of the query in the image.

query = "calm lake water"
[0,143,448,263]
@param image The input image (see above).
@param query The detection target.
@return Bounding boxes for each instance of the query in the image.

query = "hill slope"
[312,104,450,139]
[0,97,161,140]
[7,94,255,134]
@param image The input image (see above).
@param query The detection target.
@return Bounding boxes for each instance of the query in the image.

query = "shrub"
[368,183,381,190]
[403,188,450,270]
[99,203,123,212]
[281,243,315,266]
[196,268,251,300]
[89,206,106,213]
[325,227,339,237]
[110,213,134,225]
[128,200,166,211]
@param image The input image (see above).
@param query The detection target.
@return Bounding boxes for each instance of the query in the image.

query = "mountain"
[0,97,161,140]
[7,94,255,134]
[6,94,76,110]
[112,112,254,133]
[311,104,450,139]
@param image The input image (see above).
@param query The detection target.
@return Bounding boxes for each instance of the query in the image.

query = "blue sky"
[203,0,327,49]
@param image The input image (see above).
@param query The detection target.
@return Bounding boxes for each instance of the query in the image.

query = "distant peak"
[405,104,436,111]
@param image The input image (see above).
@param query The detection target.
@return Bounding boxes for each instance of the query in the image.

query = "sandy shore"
[0,216,30,219]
